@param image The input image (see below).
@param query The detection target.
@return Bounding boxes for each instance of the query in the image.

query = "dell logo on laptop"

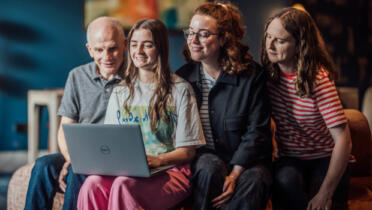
[100,145,111,155]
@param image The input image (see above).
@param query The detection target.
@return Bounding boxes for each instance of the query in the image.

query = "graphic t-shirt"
[104,74,206,156]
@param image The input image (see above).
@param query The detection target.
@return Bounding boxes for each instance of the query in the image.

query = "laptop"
[63,123,174,177]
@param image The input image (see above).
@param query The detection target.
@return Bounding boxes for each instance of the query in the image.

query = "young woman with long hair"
[261,7,352,210]
[77,18,205,210]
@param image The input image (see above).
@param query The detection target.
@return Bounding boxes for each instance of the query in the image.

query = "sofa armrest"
[7,163,64,210]
[345,109,372,177]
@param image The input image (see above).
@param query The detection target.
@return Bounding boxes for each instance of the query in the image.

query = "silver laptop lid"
[63,124,152,177]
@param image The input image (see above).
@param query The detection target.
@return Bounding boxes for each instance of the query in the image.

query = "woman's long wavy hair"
[183,1,253,74]
[260,7,338,97]
[121,19,173,132]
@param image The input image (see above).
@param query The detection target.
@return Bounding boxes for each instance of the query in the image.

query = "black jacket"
[176,62,272,168]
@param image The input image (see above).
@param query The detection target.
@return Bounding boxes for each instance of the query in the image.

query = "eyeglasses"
[183,29,218,42]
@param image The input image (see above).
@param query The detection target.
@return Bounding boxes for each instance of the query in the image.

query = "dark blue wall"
[0,0,87,150]
[0,0,189,150]
[0,0,289,151]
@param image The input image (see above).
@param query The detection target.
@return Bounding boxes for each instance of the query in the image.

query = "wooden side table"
[27,89,64,163]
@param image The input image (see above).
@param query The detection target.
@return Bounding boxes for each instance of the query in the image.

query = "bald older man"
[24,17,127,210]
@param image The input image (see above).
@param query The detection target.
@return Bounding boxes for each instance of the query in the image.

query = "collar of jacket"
[188,62,238,86]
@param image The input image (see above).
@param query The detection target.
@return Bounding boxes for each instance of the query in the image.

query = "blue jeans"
[24,153,86,210]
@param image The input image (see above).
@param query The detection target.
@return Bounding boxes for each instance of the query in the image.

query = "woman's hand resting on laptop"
[147,155,163,168]
[146,147,196,168]
[58,161,71,192]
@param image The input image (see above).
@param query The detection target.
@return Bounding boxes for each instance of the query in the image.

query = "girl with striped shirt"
[261,7,352,210]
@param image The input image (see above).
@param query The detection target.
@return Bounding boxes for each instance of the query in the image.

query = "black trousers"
[272,156,349,210]
[191,152,272,210]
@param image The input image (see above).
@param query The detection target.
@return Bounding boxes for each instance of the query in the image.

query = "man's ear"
[86,43,94,58]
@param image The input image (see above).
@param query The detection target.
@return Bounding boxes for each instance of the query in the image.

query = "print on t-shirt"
[116,105,177,156]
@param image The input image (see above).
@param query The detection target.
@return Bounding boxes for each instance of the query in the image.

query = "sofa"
[7,109,372,210]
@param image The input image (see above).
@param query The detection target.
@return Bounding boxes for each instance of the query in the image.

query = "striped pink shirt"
[268,69,347,159]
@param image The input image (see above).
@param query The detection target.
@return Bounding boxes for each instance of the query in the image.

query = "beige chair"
[7,163,64,210]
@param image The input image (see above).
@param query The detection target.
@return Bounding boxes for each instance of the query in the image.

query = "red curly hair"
[183,1,254,74]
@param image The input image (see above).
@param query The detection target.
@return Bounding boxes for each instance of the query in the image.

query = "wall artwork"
[84,0,206,30]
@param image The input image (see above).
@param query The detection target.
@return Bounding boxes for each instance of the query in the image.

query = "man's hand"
[307,191,332,210]
[211,175,237,208]
[147,155,163,168]
[58,161,71,192]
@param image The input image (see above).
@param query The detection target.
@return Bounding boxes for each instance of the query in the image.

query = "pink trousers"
[77,164,191,210]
